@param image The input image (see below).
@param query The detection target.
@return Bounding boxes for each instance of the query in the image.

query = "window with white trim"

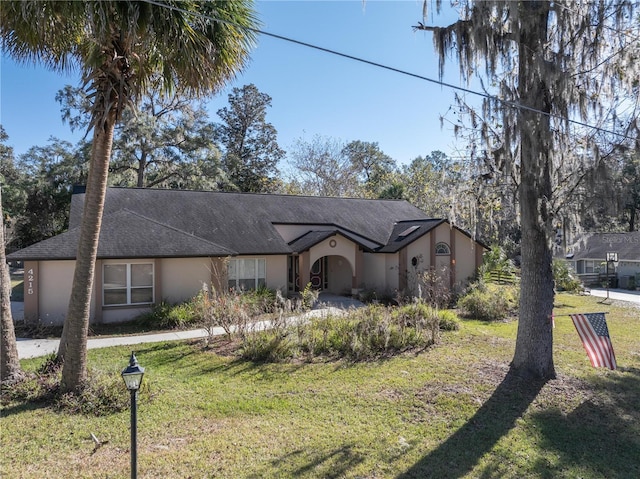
[435,242,451,255]
[583,260,600,274]
[228,258,266,291]
[103,263,154,306]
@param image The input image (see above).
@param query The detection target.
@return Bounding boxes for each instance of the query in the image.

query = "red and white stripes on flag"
[570,312,617,370]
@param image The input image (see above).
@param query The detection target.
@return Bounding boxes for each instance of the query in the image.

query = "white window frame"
[228,258,266,291]
[103,262,154,306]
[584,260,600,274]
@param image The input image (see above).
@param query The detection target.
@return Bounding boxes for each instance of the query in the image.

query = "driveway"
[10,300,24,321]
[587,288,640,305]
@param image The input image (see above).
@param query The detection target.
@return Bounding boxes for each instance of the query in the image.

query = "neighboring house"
[8,187,488,325]
[564,231,640,288]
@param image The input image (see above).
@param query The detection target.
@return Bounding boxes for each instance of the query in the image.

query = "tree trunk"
[1,186,24,383]
[511,1,556,379]
[59,113,115,393]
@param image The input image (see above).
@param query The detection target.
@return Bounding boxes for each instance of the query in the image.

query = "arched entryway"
[310,255,353,294]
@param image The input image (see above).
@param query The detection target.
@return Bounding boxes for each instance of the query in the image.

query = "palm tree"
[1,185,24,384]
[1,1,258,392]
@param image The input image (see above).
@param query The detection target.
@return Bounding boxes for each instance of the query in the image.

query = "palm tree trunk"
[1,186,23,383]
[59,113,115,393]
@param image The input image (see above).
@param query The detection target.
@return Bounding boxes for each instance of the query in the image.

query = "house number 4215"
[26,268,35,295]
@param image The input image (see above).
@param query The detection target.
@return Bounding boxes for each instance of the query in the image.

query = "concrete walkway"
[16,295,363,359]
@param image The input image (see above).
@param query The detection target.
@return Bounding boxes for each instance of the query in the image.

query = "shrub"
[457,282,519,321]
[552,259,583,293]
[55,370,134,416]
[416,268,453,308]
[242,304,442,363]
[241,329,299,362]
[300,282,320,310]
[2,358,141,416]
[437,310,461,331]
[137,300,199,329]
[196,289,251,340]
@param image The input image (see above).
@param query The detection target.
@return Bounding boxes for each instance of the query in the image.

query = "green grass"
[10,271,24,302]
[2,293,639,478]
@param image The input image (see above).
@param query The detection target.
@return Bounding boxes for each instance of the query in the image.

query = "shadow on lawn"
[248,444,364,479]
[397,368,546,479]
[529,367,640,478]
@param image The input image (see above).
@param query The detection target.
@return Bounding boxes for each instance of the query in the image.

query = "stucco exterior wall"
[309,235,355,272]
[37,260,75,326]
[160,257,216,303]
[453,230,480,284]
[265,255,288,293]
[385,253,399,292]
[362,253,387,291]
[327,256,352,294]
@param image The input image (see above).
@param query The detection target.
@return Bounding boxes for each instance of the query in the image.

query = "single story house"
[8,187,488,325]
[565,231,640,288]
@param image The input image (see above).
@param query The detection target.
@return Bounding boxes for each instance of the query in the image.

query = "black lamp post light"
[122,352,145,479]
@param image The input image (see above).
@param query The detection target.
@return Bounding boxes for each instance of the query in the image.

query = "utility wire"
[144,0,637,142]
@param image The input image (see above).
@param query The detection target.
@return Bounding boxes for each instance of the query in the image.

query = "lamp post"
[121,352,145,479]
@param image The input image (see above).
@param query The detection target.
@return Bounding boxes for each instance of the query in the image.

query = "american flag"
[570,312,617,370]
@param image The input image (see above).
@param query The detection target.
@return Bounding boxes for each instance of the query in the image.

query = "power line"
[143,0,637,142]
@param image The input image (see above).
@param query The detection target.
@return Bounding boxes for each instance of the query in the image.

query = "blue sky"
[1,1,472,166]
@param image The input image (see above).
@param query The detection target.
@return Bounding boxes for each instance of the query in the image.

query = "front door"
[310,257,328,290]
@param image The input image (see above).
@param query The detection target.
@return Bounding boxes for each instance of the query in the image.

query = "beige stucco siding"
[326,256,352,294]
[265,255,288,293]
[385,253,400,292]
[159,257,215,302]
[454,230,480,284]
[406,234,431,270]
[38,260,75,326]
[362,253,387,291]
[309,235,356,272]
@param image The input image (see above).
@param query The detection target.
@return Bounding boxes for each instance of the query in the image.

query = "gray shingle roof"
[11,187,431,261]
[10,209,236,260]
[569,232,640,261]
[377,219,447,253]
[289,231,337,253]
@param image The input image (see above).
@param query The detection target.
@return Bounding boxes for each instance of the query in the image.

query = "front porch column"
[299,251,311,289]
[352,247,364,289]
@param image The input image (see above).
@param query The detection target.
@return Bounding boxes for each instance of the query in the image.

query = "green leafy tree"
[399,151,463,219]
[58,84,224,189]
[1,0,258,392]
[216,83,285,193]
[13,139,88,249]
[342,140,397,198]
[417,1,639,378]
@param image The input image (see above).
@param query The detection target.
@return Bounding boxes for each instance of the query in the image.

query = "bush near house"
[457,281,520,321]
[552,259,583,292]
[241,303,461,362]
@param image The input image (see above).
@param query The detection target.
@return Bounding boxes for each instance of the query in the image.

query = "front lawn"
[2,293,638,478]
